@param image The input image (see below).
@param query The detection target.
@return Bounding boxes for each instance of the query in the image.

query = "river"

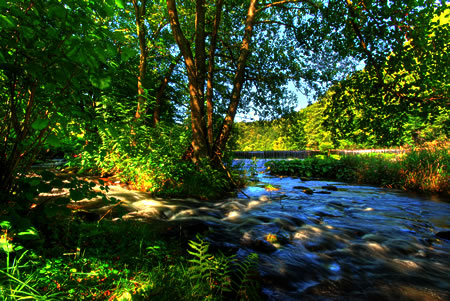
[72,158,449,300]
[216,159,449,300]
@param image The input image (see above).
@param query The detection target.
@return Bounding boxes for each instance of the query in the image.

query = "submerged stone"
[316,191,332,194]
[303,188,314,195]
[322,185,338,191]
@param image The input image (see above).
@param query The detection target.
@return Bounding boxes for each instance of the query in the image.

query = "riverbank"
[0,182,262,300]
[2,159,450,300]
[264,146,449,195]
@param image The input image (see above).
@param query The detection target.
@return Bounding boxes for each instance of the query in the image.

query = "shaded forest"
[1,1,449,300]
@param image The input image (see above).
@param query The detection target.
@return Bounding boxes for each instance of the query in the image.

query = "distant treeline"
[232,92,449,152]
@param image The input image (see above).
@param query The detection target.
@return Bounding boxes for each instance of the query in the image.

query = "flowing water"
[213,159,449,300]
[69,158,449,300]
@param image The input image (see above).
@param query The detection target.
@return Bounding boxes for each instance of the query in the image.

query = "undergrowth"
[64,122,236,200]
[265,144,449,193]
[1,218,261,300]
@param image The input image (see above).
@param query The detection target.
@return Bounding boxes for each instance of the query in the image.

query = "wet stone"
[322,185,338,191]
[316,191,332,194]
[272,217,298,231]
[362,233,386,243]
[435,231,450,240]
[384,239,420,255]
[315,211,341,218]
[328,201,347,208]
[303,188,314,195]
[254,215,272,223]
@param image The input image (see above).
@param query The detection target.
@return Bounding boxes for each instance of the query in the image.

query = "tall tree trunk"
[152,54,181,125]
[167,0,208,161]
[132,0,148,119]
[212,0,258,161]
[206,0,224,148]
[167,0,258,163]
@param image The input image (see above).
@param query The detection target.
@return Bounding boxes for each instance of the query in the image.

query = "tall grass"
[397,145,448,192]
[266,144,449,193]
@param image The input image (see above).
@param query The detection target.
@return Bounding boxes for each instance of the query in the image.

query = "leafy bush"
[65,120,234,199]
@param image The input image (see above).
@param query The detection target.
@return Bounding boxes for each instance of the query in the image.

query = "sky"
[235,81,310,122]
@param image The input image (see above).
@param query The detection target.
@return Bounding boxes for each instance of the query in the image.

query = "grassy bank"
[265,145,449,194]
[1,219,260,300]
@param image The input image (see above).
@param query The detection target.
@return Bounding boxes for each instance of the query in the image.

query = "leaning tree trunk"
[206,0,224,148]
[152,54,181,125]
[212,0,258,163]
[132,0,148,119]
[167,0,209,162]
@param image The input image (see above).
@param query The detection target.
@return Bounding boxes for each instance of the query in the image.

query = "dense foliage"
[233,7,449,151]
[1,1,448,299]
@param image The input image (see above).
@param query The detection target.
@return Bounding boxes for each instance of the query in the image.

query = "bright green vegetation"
[265,145,449,194]
[1,220,260,300]
[1,1,448,299]
[234,7,449,152]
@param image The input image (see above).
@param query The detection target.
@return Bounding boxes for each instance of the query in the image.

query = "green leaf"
[31,118,49,131]
[115,0,126,9]
[121,47,136,62]
[0,14,16,28]
[48,5,66,19]
[50,178,64,187]
[29,178,41,187]
[0,51,6,64]
[40,170,55,181]
[38,182,53,193]
[90,74,111,89]
[18,227,40,240]
[54,197,70,205]
[46,134,61,147]
[0,220,11,230]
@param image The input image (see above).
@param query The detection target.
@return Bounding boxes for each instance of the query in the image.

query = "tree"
[165,0,445,163]
[323,6,450,147]
[0,0,118,196]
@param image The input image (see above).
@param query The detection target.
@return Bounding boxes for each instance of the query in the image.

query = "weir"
[233,149,407,159]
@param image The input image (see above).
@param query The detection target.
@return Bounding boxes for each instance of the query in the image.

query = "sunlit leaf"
[18,227,40,240]
[0,220,11,230]
[115,0,126,9]
[0,14,16,28]
[90,74,111,89]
